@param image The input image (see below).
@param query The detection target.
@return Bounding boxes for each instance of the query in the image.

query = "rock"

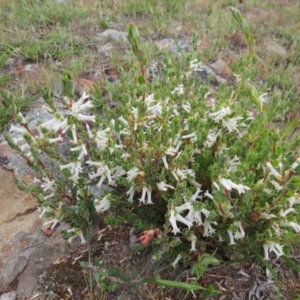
[155,37,192,55]
[210,58,233,80]
[0,291,17,300]
[263,40,287,62]
[96,29,128,42]
[0,97,81,297]
[193,63,226,89]
[227,33,248,51]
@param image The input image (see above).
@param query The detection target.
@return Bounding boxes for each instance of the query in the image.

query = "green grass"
[0,0,299,132]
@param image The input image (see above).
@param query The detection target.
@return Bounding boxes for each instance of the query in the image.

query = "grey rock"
[96,29,128,42]
[263,40,287,61]
[1,256,28,289]
[0,292,17,300]
[155,37,192,55]
[193,62,226,88]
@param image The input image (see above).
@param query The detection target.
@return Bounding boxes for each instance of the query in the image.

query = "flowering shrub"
[5,23,300,270]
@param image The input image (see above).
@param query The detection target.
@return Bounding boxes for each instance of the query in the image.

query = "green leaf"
[252,248,281,300]
[281,255,300,272]
[108,267,131,282]
[230,6,243,25]
[137,75,144,85]
[128,23,140,48]
[143,278,209,291]
[128,23,140,43]
[132,48,146,63]
[286,177,300,190]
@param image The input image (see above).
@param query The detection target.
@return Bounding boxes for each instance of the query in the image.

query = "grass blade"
[252,248,281,300]
[281,255,300,272]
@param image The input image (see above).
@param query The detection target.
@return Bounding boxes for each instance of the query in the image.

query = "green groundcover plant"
[4,17,300,282]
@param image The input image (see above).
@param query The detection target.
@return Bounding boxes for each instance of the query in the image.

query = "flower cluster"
[5,47,300,267]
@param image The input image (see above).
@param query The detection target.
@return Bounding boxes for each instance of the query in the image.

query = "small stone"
[0,291,17,300]
[228,33,248,50]
[155,38,191,55]
[210,58,233,80]
[263,40,287,62]
[96,29,128,42]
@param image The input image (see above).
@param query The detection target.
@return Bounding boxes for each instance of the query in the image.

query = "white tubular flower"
[146,188,153,205]
[71,124,77,144]
[280,208,295,217]
[43,218,60,230]
[157,181,175,191]
[220,178,250,194]
[209,107,231,122]
[165,146,178,156]
[280,221,300,233]
[95,128,110,150]
[213,182,220,190]
[43,193,55,200]
[67,228,86,244]
[171,84,184,96]
[127,167,143,182]
[77,114,95,122]
[222,116,243,133]
[226,179,250,194]
[148,102,162,116]
[41,116,69,133]
[169,209,193,235]
[270,180,283,191]
[204,190,214,200]
[263,241,284,260]
[48,136,63,144]
[162,156,169,170]
[39,205,53,218]
[71,92,94,122]
[260,212,276,219]
[182,132,197,139]
[70,144,88,160]
[145,93,155,104]
[190,234,197,251]
[139,186,147,204]
[60,161,82,183]
[220,178,232,191]
[78,230,87,244]
[10,124,27,133]
[171,254,182,268]
[259,93,268,105]
[182,103,191,113]
[86,123,94,138]
[40,177,56,193]
[96,196,111,213]
[191,188,202,201]
[169,210,181,234]
[291,158,300,170]
[204,128,220,148]
[227,229,236,245]
[119,116,129,126]
[233,221,245,240]
[126,186,135,202]
[289,196,300,206]
[203,220,216,237]
[266,162,283,182]
[175,202,193,212]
